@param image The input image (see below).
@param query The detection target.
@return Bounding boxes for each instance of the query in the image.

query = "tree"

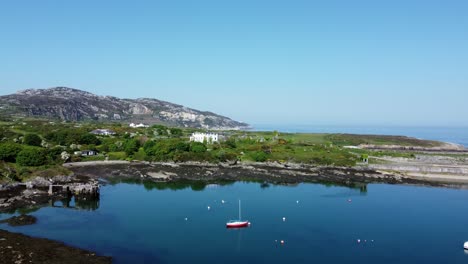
[124,139,140,156]
[169,128,183,138]
[152,125,168,136]
[23,134,42,147]
[44,131,68,145]
[0,143,23,162]
[143,140,156,155]
[174,141,190,152]
[79,133,100,145]
[17,148,46,166]
[46,146,64,163]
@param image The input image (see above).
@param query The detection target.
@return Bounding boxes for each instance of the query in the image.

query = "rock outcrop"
[0,87,249,129]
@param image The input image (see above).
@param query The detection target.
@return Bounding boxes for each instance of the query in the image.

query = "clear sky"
[1,0,467,126]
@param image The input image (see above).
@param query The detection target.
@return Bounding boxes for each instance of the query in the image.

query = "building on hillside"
[189,132,219,144]
[74,150,97,156]
[129,123,149,128]
[90,129,115,136]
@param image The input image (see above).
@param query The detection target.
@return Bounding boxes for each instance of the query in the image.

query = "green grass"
[324,134,444,147]
[81,155,106,161]
[108,152,127,160]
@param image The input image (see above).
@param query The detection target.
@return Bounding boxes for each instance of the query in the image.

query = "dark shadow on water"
[106,177,236,192]
[104,176,369,194]
[50,196,100,211]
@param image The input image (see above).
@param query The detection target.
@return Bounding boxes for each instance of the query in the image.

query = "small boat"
[226,200,250,228]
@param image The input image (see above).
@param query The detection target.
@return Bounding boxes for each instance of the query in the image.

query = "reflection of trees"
[321,181,368,194]
[106,176,367,194]
[107,177,235,191]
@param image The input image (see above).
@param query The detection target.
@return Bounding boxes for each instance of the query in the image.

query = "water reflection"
[107,177,236,191]
[105,177,369,194]
[50,196,100,211]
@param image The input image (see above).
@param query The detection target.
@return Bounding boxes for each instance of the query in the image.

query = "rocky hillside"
[0,87,249,129]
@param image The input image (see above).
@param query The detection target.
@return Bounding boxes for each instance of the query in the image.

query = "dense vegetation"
[0,119,448,183]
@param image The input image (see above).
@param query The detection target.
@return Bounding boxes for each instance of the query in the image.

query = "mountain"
[0,87,249,129]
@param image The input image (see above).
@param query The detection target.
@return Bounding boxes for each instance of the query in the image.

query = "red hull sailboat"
[226,200,250,228]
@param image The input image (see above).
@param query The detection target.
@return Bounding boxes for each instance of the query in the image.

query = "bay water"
[2,181,468,263]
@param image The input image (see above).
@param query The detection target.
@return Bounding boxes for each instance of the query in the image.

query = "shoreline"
[64,160,468,185]
[0,229,111,264]
[2,159,468,214]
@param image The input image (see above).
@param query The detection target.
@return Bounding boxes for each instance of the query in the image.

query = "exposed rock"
[0,215,37,226]
[0,229,111,264]
[0,87,249,129]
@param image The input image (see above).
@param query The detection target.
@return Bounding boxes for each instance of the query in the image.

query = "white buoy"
[464,242,468,250]
[207,206,211,210]
[282,217,286,222]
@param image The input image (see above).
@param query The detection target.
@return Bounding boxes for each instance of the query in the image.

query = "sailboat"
[226,200,250,228]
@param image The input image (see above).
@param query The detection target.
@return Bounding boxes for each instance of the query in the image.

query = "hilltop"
[0,87,248,129]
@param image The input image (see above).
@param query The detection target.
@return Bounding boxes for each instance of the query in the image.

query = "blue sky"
[1,0,467,126]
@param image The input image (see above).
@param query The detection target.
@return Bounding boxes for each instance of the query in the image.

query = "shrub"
[108,152,127,160]
[224,138,237,149]
[215,150,238,162]
[44,131,68,145]
[169,128,183,137]
[190,142,207,153]
[79,133,100,145]
[17,148,46,166]
[144,139,190,161]
[250,151,268,162]
[175,142,190,152]
[23,134,42,147]
[124,139,140,156]
[132,148,147,160]
[46,146,65,164]
[0,143,23,162]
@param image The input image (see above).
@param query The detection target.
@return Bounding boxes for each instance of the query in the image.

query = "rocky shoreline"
[2,160,468,214]
[0,229,111,264]
[63,160,463,188]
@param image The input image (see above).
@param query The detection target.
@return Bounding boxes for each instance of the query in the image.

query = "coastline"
[0,229,111,264]
[2,159,468,214]
[63,160,468,186]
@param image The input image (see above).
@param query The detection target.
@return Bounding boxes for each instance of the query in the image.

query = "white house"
[74,150,97,156]
[129,123,149,128]
[90,129,115,136]
[189,132,219,144]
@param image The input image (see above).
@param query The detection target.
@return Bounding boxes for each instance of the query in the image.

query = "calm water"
[2,181,468,263]
[253,125,468,147]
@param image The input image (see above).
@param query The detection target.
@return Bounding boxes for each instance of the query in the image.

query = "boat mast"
[239,200,241,220]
